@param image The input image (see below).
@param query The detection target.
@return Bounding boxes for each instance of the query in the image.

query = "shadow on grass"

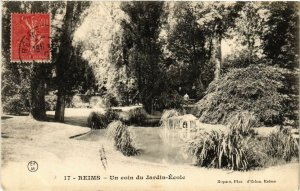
[1,133,10,138]
[47,113,89,128]
[1,113,30,120]
[1,116,13,120]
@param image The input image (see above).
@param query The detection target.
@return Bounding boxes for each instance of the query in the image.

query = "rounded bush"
[193,64,292,126]
[87,112,108,129]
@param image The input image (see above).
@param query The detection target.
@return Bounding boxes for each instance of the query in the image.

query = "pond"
[74,126,193,165]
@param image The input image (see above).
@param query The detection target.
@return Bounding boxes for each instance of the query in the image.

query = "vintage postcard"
[1,1,299,191]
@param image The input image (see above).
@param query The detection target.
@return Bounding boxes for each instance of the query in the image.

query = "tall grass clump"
[227,111,257,137]
[265,127,299,162]
[106,121,139,156]
[185,111,267,171]
[185,131,266,171]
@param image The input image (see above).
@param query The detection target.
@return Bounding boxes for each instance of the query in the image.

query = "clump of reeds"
[185,111,266,171]
[185,130,266,171]
[106,121,139,156]
[265,126,299,162]
[227,111,256,137]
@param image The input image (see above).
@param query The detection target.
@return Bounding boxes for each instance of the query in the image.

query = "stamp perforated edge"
[10,12,52,64]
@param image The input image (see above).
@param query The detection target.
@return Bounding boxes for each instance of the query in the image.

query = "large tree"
[194,2,244,80]
[222,2,267,70]
[74,2,136,106]
[164,2,213,99]
[54,1,90,122]
[121,2,166,113]
[262,2,299,126]
[232,2,266,64]
[262,2,299,69]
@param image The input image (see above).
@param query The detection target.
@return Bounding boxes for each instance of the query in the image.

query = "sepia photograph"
[1,1,299,190]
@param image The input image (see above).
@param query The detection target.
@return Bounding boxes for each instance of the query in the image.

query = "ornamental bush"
[193,64,294,126]
[87,112,108,129]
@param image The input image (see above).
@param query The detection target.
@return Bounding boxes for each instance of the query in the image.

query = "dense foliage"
[2,2,298,127]
[87,109,121,129]
[121,2,169,113]
[193,64,294,126]
[262,2,299,69]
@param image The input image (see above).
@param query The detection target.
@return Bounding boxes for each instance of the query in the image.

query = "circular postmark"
[11,13,51,63]
[27,161,38,172]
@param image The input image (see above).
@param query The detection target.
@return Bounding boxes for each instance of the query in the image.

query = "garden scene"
[1,1,299,191]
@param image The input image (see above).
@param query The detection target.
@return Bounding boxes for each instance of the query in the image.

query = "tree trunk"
[55,89,65,122]
[196,76,205,98]
[30,64,46,120]
[211,37,222,81]
[54,1,75,122]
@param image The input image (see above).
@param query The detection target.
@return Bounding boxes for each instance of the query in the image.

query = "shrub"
[87,109,121,129]
[118,111,131,122]
[193,64,292,126]
[160,109,181,129]
[106,121,138,156]
[185,112,299,170]
[155,90,184,111]
[265,127,299,162]
[104,93,119,107]
[127,107,147,125]
[87,112,108,129]
[104,108,120,122]
[3,95,29,115]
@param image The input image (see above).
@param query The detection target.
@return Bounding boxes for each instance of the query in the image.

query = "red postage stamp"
[11,13,51,62]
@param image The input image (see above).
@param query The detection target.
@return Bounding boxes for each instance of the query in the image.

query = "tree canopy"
[2,2,298,126]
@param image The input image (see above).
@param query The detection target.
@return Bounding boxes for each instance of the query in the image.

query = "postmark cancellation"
[11,13,51,63]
